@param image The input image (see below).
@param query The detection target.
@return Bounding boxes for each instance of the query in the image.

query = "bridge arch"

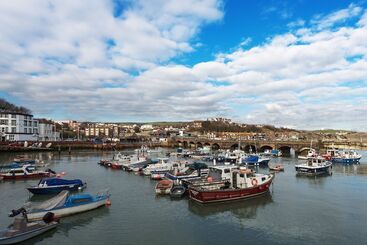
[203,142,211,147]
[196,142,203,149]
[279,146,292,157]
[212,143,220,150]
[183,141,188,148]
[230,143,239,150]
[244,144,257,153]
[259,145,273,153]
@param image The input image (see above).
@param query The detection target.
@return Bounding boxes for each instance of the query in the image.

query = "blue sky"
[0,0,367,130]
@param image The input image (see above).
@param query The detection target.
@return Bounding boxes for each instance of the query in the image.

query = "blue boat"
[330,150,362,164]
[241,155,270,166]
[27,178,86,195]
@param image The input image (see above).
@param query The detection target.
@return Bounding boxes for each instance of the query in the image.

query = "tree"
[0,98,31,114]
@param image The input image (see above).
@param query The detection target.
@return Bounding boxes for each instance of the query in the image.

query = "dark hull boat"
[0,165,55,180]
[295,157,332,176]
[170,185,186,198]
[27,178,86,195]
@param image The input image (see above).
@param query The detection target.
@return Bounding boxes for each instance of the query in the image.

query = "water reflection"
[188,193,273,220]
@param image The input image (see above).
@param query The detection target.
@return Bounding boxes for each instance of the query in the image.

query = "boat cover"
[188,162,208,170]
[38,178,83,186]
[25,190,69,211]
[243,155,259,163]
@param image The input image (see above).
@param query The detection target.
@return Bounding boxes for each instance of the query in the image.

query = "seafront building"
[0,112,39,141]
[0,112,60,141]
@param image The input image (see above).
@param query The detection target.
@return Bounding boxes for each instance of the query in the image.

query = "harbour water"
[1,149,367,245]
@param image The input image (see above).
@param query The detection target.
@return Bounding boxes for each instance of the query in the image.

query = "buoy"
[61,172,66,175]
[105,199,111,206]
[56,174,61,178]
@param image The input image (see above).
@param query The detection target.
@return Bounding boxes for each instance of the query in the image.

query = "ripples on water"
[0,149,366,245]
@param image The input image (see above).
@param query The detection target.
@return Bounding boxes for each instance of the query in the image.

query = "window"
[1,127,5,132]
[0,120,8,125]
[11,120,16,126]
[11,127,16,133]
[24,128,27,133]
[224,169,230,173]
[29,128,32,134]
[0,114,7,118]
[34,129,38,134]
[8,135,15,141]
[24,120,27,126]
[11,114,16,118]
[240,173,245,178]
[34,121,38,127]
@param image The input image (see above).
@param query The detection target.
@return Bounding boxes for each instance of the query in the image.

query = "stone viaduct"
[172,136,367,156]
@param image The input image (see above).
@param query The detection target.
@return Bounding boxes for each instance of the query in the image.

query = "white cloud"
[1,1,367,130]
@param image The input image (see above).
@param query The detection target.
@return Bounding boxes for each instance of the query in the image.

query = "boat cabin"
[306,157,327,167]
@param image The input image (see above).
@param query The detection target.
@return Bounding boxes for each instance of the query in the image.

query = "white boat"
[143,158,171,176]
[11,190,110,221]
[0,213,59,244]
[295,156,332,176]
[297,148,317,160]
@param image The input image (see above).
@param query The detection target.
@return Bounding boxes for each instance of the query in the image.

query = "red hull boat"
[188,168,274,204]
[0,165,55,180]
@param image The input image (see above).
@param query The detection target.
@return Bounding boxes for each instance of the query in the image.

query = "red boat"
[0,165,55,180]
[188,167,274,204]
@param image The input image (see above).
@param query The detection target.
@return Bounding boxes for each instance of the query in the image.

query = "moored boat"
[0,212,59,245]
[295,157,332,176]
[0,165,55,180]
[269,164,284,172]
[27,178,86,195]
[330,150,361,164]
[165,162,209,182]
[188,168,274,204]
[241,155,270,166]
[10,190,110,221]
[170,185,186,198]
[155,180,173,195]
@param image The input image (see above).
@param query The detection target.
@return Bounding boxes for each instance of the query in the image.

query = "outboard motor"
[42,212,59,223]
[9,207,26,217]
[46,169,56,174]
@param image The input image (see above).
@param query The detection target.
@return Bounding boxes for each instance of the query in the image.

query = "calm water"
[1,149,367,245]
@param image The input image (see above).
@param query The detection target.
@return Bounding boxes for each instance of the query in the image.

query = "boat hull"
[331,157,361,164]
[0,173,51,180]
[27,185,84,195]
[189,178,273,204]
[26,198,108,221]
[295,165,332,176]
[0,222,58,244]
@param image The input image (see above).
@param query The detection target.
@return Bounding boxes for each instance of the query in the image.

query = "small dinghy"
[0,212,59,244]
[9,190,110,221]
[155,180,173,195]
[27,178,87,195]
[269,164,284,172]
[170,185,186,198]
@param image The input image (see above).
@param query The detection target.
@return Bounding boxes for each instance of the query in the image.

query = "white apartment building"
[0,112,38,141]
[37,119,60,141]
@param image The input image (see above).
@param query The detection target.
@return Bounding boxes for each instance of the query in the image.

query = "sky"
[0,0,367,131]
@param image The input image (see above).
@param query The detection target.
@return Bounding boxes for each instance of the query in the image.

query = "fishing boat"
[188,167,274,204]
[241,155,271,166]
[27,178,86,195]
[0,165,55,180]
[295,156,332,176]
[269,164,284,172]
[155,180,173,195]
[143,158,171,176]
[170,185,186,198]
[165,162,209,182]
[330,150,361,164]
[0,212,59,245]
[297,148,317,160]
[9,190,110,221]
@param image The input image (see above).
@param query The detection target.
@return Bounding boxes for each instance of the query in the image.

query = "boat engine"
[9,207,26,217]
[43,212,58,223]
[46,169,56,174]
